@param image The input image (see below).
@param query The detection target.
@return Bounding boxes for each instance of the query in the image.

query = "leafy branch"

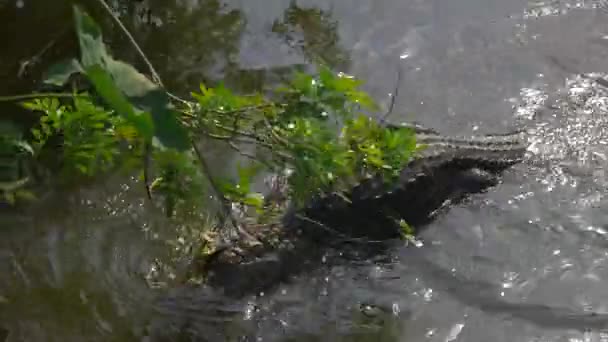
[5,5,421,244]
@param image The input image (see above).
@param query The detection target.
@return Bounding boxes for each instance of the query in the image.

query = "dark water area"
[5,0,608,341]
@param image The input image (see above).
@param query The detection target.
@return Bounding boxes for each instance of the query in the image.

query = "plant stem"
[191,141,258,243]
[0,93,84,103]
[94,0,189,105]
[203,131,294,162]
[378,63,403,125]
[228,142,268,166]
[95,0,247,235]
[95,0,162,87]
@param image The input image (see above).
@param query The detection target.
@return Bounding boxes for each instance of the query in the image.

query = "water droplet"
[392,303,400,315]
[423,288,433,301]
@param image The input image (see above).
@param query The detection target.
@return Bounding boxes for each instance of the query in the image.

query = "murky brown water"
[4,0,608,340]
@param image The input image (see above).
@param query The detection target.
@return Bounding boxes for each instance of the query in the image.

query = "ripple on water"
[8,1,608,341]
[0,179,169,341]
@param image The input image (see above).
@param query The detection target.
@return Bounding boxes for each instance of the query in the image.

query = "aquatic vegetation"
[1,5,419,244]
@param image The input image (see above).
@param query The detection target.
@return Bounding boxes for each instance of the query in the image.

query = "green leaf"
[72,5,188,150]
[236,163,262,193]
[43,59,83,86]
[72,5,157,97]
[243,193,264,209]
[131,89,190,151]
[398,219,415,237]
[73,5,107,67]
[85,64,154,139]
[105,59,158,98]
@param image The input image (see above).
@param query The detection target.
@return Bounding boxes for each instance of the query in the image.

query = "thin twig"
[293,214,387,244]
[203,130,271,150]
[263,117,290,146]
[228,141,257,161]
[204,131,294,162]
[378,64,403,125]
[191,141,236,229]
[211,104,278,115]
[94,0,191,104]
[95,0,163,87]
[0,93,86,103]
[191,141,258,242]
[143,142,153,200]
[228,141,274,168]
[211,124,294,161]
[215,123,262,141]
[203,132,257,144]
[230,109,244,139]
[95,0,250,239]
[18,25,71,79]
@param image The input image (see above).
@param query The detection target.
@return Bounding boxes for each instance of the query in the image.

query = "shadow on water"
[7,0,608,341]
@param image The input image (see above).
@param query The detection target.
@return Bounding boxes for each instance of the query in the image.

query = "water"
[4,0,608,340]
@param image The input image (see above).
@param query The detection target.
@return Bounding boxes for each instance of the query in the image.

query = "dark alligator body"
[204,123,528,296]
[292,122,528,241]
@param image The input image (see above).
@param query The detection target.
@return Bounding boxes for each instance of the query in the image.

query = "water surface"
[4,0,608,341]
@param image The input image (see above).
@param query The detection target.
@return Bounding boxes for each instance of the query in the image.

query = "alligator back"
[297,129,527,240]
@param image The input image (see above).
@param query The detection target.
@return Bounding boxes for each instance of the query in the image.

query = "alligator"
[288,122,528,241]
[198,122,528,296]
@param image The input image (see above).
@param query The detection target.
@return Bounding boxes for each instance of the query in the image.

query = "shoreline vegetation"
[0,2,421,293]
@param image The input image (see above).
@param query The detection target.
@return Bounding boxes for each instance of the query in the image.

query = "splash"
[512,72,608,193]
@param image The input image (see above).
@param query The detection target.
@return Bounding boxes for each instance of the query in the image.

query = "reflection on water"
[6,0,608,341]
